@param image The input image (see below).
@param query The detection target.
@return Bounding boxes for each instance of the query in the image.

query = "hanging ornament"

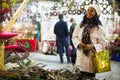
[68,10,72,15]
[1,8,9,15]
[52,11,58,16]
[2,2,9,9]
[102,4,108,8]
[62,10,67,15]
[102,9,108,14]
[85,0,90,5]
[0,31,18,39]
[80,5,84,10]
[77,10,82,15]
[72,10,76,15]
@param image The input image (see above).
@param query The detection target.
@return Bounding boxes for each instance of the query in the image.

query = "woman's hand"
[83,44,94,50]
[78,42,85,48]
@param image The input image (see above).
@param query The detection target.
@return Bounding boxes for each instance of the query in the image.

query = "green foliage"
[11,0,18,5]
[19,60,32,67]
[0,65,90,80]
[0,72,20,80]
[22,77,44,80]
[45,0,61,2]
[26,60,31,67]
[2,2,9,8]
[26,32,35,38]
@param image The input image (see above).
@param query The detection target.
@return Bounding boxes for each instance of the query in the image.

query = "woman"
[72,4,106,79]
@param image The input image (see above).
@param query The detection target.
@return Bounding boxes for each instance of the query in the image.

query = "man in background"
[54,14,71,63]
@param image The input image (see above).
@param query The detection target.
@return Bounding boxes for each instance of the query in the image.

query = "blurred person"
[72,4,106,80]
[69,18,77,64]
[54,14,71,63]
[31,16,41,42]
[113,35,120,54]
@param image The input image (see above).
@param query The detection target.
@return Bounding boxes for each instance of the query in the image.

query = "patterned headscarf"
[82,20,96,56]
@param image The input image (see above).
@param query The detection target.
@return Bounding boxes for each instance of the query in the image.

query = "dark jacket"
[54,19,69,39]
[69,23,77,39]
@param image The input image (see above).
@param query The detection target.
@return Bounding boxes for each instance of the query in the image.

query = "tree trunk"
[7,0,13,17]
[0,0,2,12]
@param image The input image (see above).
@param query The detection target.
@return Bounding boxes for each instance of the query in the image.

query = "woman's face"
[86,7,97,19]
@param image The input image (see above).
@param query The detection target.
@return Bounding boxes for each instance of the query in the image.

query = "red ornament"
[1,8,9,15]
[0,31,18,39]
[5,45,18,51]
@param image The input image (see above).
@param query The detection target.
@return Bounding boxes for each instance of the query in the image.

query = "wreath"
[62,10,67,15]
[52,11,58,16]
[16,18,20,22]
[102,9,108,14]
[77,10,82,15]
[72,10,76,15]
[68,10,72,15]
[22,18,27,22]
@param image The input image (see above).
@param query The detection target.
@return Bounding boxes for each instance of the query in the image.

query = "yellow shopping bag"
[92,50,111,73]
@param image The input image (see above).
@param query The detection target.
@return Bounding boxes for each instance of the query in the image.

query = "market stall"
[1,0,120,55]
[2,0,119,54]
[0,0,120,79]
